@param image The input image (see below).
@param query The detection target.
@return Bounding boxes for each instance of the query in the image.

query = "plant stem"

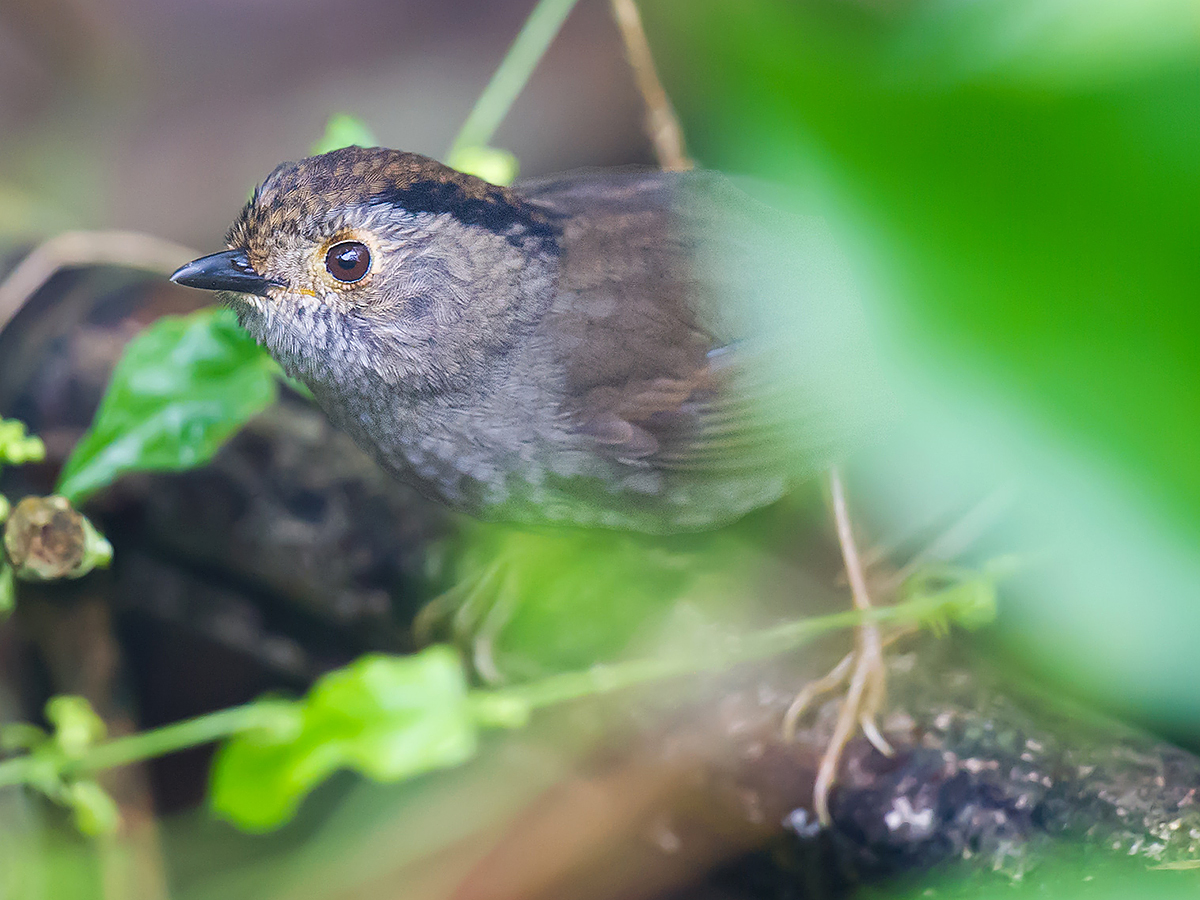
[501,585,981,711]
[0,574,990,792]
[80,704,282,772]
[0,702,285,788]
[610,0,692,170]
[447,0,581,159]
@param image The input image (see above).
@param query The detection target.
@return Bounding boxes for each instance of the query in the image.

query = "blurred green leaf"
[56,308,279,504]
[429,524,703,681]
[310,113,379,155]
[650,0,1200,537]
[0,721,46,753]
[445,145,519,185]
[890,0,1200,87]
[0,834,104,900]
[646,0,1200,737]
[210,647,477,832]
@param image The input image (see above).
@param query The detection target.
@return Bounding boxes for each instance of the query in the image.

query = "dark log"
[1,267,1197,898]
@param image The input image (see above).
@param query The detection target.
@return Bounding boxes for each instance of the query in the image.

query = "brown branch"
[0,231,198,338]
[610,0,693,171]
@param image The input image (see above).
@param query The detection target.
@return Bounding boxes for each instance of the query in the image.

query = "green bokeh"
[644,0,1200,736]
[648,0,1200,530]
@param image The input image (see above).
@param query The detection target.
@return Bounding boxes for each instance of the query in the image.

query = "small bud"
[46,695,107,758]
[79,516,114,573]
[0,420,45,466]
[67,780,122,836]
[3,496,111,581]
[9,437,45,465]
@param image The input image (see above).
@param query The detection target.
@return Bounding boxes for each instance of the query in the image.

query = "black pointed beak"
[170,249,279,296]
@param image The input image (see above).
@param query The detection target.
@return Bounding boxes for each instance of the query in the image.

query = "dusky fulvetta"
[172,146,893,823]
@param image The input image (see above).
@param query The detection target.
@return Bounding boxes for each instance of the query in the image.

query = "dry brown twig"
[0,230,196,338]
[608,1,901,829]
[610,0,693,172]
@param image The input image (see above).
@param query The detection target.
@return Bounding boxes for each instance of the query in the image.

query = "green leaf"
[210,646,478,832]
[445,146,519,186]
[310,114,379,155]
[433,524,699,681]
[892,0,1200,88]
[56,307,278,504]
[647,0,1200,738]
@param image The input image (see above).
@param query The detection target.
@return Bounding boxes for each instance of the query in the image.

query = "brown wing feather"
[519,169,873,480]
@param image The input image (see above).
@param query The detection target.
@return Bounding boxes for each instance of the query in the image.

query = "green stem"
[0,756,38,789]
[498,584,981,711]
[0,574,990,791]
[447,0,581,159]
[0,702,286,788]
[78,704,282,772]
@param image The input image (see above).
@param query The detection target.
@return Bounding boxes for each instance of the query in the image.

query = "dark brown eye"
[325,241,370,283]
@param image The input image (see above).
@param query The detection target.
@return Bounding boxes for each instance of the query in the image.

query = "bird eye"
[325,241,371,283]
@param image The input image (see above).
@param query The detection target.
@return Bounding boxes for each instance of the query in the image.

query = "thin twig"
[0,230,197,338]
[812,468,893,826]
[781,625,916,741]
[610,0,693,171]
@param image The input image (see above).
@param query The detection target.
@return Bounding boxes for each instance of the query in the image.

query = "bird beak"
[170,249,279,296]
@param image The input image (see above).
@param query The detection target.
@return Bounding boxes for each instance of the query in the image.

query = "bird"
[171,145,893,823]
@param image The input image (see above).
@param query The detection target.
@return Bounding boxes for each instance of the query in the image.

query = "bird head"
[171,146,560,395]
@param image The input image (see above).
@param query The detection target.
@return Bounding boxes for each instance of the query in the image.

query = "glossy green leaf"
[56,308,278,504]
[210,647,477,832]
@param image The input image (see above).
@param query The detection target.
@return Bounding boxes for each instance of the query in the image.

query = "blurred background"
[2,0,1200,898]
[0,0,655,244]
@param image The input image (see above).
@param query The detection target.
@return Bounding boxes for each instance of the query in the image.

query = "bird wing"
[518,169,887,480]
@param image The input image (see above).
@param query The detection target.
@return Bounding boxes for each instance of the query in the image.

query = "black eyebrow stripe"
[369,180,562,254]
